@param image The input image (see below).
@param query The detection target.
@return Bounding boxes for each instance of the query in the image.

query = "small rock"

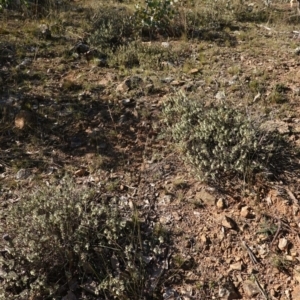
[189,68,200,75]
[17,58,32,69]
[216,198,225,209]
[218,280,240,300]
[240,206,250,218]
[294,267,300,283]
[243,280,260,297]
[215,90,226,101]
[292,284,300,300]
[116,81,129,93]
[278,238,288,251]
[229,262,243,271]
[257,244,268,258]
[160,216,172,225]
[74,168,88,177]
[16,168,31,180]
[121,98,136,108]
[286,288,292,299]
[200,234,208,244]
[294,47,300,55]
[161,77,174,83]
[15,110,34,129]
[222,215,237,229]
[3,234,10,241]
[194,189,215,206]
[117,76,143,92]
[74,41,89,54]
[170,80,185,86]
[161,42,170,48]
[39,24,51,39]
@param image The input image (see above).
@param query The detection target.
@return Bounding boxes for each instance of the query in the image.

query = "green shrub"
[107,41,175,69]
[89,6,134,50]
[133,0,179,35]
[163,91,285,181]
[268,83,289,104]
[108,42,140,68]
[0,0,16,8]
[0,177,167,299]
[0,0,69,15]
[0,0,27,10]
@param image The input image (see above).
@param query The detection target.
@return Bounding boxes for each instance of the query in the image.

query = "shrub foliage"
[163,92,286,181]
[0,177,167,299]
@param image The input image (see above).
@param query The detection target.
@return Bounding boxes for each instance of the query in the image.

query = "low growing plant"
[163,91,286,182]
[134,0,180,36]
[108,41,175,69]
[0,177,168,299]
[89,5,134,50]
[0,0,26,10]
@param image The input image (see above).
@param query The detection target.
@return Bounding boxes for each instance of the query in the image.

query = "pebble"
[278,238,288,251]
[240,206,250,218]
[216,198,225,209]
[243,280,260,297]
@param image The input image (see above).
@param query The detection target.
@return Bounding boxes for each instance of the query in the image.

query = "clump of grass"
[256,218,278,238]
[88,5,134,50]
[133,0,184,37]
[162,91,287,182]
[107,41,176,70]
[0,176,169,299]
[270,254,292,271]
[268,83,289,104]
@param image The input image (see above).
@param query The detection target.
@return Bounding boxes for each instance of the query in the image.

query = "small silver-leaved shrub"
[163,91,284,181]
[0,177,165,299]
[134,0,180,36]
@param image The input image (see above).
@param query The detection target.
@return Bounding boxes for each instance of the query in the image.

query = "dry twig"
[253,274,269,300]
[286,187,299,206]
[241,240,260,265]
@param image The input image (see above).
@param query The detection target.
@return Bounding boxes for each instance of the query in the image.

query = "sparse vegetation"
[257,218,278,238]
[163,91,287,182]
[0,177,169,299]
[133,0,180,36]
[270,254,292,271]
[1,0,300,298]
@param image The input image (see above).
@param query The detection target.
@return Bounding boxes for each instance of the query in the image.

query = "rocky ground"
[2,0,300,299]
